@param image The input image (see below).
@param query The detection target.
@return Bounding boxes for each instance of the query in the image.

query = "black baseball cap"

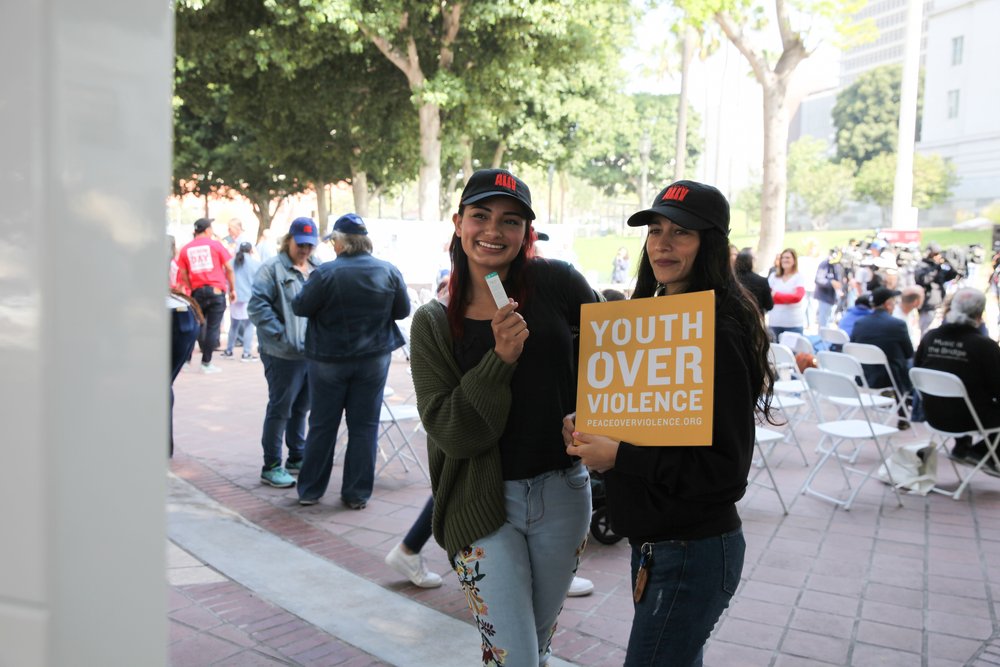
[871,287,902,307]
[460,169,535,220]
[193,217,214,233]
[627,180,730,236]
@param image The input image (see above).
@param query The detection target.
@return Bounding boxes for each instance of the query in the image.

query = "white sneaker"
[384,543,443,588]
[201,363,221,374]
[567,576,594,597]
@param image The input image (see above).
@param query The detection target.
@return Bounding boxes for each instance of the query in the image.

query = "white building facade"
[917,0,1000,217]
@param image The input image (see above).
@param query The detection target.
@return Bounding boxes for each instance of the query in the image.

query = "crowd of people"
[168,173,999,666]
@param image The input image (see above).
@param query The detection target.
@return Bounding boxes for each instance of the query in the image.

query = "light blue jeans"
[452,462,591,666]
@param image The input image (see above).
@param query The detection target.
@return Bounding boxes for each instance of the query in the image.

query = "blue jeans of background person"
[769,325,803,342]
[451,462,591,666]
[403,497,435,553]
[191,287,226,364]
[226,317,256,356]
[624,529,745,667]
[816,300,835,328]
[297,353,391,504]
[260,353,309,471]
[170,306,200,457]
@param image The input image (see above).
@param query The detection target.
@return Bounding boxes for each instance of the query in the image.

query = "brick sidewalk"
[170,350,1000,666]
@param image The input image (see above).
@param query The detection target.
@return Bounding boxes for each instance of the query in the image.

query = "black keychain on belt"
[633,542,653,603]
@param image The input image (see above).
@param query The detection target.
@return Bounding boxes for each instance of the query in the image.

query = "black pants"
[191,287,226,364]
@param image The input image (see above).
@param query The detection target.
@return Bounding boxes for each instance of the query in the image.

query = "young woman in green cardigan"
[409,169,599,666]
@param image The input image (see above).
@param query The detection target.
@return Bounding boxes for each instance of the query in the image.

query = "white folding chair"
[778,331,815,357]
[763,393,810,466]
[333,386,430,482]
[843,342,914,428]
[816,350,896,463]
[909,367,1000,500]
[751,427,789,514]
[769,343,807,395]
[769,343,817,424]
[374,398,430,481]
[798,368,903,510]
[819,326,849,349]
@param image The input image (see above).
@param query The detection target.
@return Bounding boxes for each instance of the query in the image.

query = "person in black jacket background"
[734,247,773,317]
[563,180,775,667]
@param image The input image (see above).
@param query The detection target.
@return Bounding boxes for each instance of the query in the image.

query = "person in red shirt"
[176,218,235,373]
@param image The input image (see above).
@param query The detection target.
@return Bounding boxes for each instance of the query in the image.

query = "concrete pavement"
[168,347,1000,666]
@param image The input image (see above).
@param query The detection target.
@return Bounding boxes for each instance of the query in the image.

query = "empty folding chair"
[843,342,913,428]
[798,368,903,510]
[770,343,807,395]
[762,392,810,466]
[819,326,849,351]
[750,427,789,514]
[909,367,1000,500]
[816,350,896,464]
[769,343,817,423]
[817,351,895,409]
[374,398,430,481]
[779,331,815,357]
[334,386,430,482]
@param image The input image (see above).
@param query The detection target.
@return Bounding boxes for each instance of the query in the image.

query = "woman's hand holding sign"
[562,412,619,473]
[492,301,529,364]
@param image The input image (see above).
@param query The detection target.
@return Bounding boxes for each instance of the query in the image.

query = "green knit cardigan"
[409,301,516,560]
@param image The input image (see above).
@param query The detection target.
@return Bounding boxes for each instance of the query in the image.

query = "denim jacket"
[292,252,409,362]
[247,253,321,360]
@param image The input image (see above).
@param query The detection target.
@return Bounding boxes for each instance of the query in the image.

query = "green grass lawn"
[574,227,994,283]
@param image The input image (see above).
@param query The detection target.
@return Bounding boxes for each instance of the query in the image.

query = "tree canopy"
[787,137,856,230]
[174,0,634,224]
[854,152,958,223]
[832,64,923,170]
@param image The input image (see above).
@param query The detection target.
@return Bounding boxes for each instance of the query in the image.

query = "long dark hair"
[634,228,775,422]
[235,241,253,267]
[445,204,537,339]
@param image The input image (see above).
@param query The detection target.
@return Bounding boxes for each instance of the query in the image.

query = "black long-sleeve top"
[604,294,756,543]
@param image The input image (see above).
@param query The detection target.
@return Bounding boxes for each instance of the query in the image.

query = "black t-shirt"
[914,324,1000,432]
[452,259,599,480]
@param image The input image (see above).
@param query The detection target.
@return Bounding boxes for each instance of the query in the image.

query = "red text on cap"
[662,185,690,202]
[495,173,517,192]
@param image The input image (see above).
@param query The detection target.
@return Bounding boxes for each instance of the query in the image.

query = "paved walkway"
[169,347,1000,666]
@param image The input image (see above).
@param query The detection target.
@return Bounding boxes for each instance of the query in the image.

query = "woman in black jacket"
[563,180,774,666]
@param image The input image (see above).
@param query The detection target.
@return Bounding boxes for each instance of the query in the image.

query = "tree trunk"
[417,101,442,222]
[350,167,370,218]
[674,26,695,181]
[315,181,329,235]
[491,140,506,168]
[757,84,790,272]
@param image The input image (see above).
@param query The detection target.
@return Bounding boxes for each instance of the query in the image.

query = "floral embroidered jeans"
[453,462,592,666]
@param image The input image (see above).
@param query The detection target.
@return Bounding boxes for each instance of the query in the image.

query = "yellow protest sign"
[576,290,715,446]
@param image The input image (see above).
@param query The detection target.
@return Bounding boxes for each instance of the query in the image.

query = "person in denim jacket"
[248,218,322,488]
[292,213,410,509]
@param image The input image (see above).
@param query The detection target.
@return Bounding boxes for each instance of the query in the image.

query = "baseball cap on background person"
[330,213,368,236]
[871,287,902,307]
[459,168,536,221]
[193,217,214,233]
[626,180,730,236]
[289,217,319,245]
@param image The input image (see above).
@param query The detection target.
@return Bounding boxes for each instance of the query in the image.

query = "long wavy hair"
[634,228,776,422]
[445,204,537,339]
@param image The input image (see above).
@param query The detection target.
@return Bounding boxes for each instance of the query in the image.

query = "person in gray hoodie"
[248,218,322,488]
